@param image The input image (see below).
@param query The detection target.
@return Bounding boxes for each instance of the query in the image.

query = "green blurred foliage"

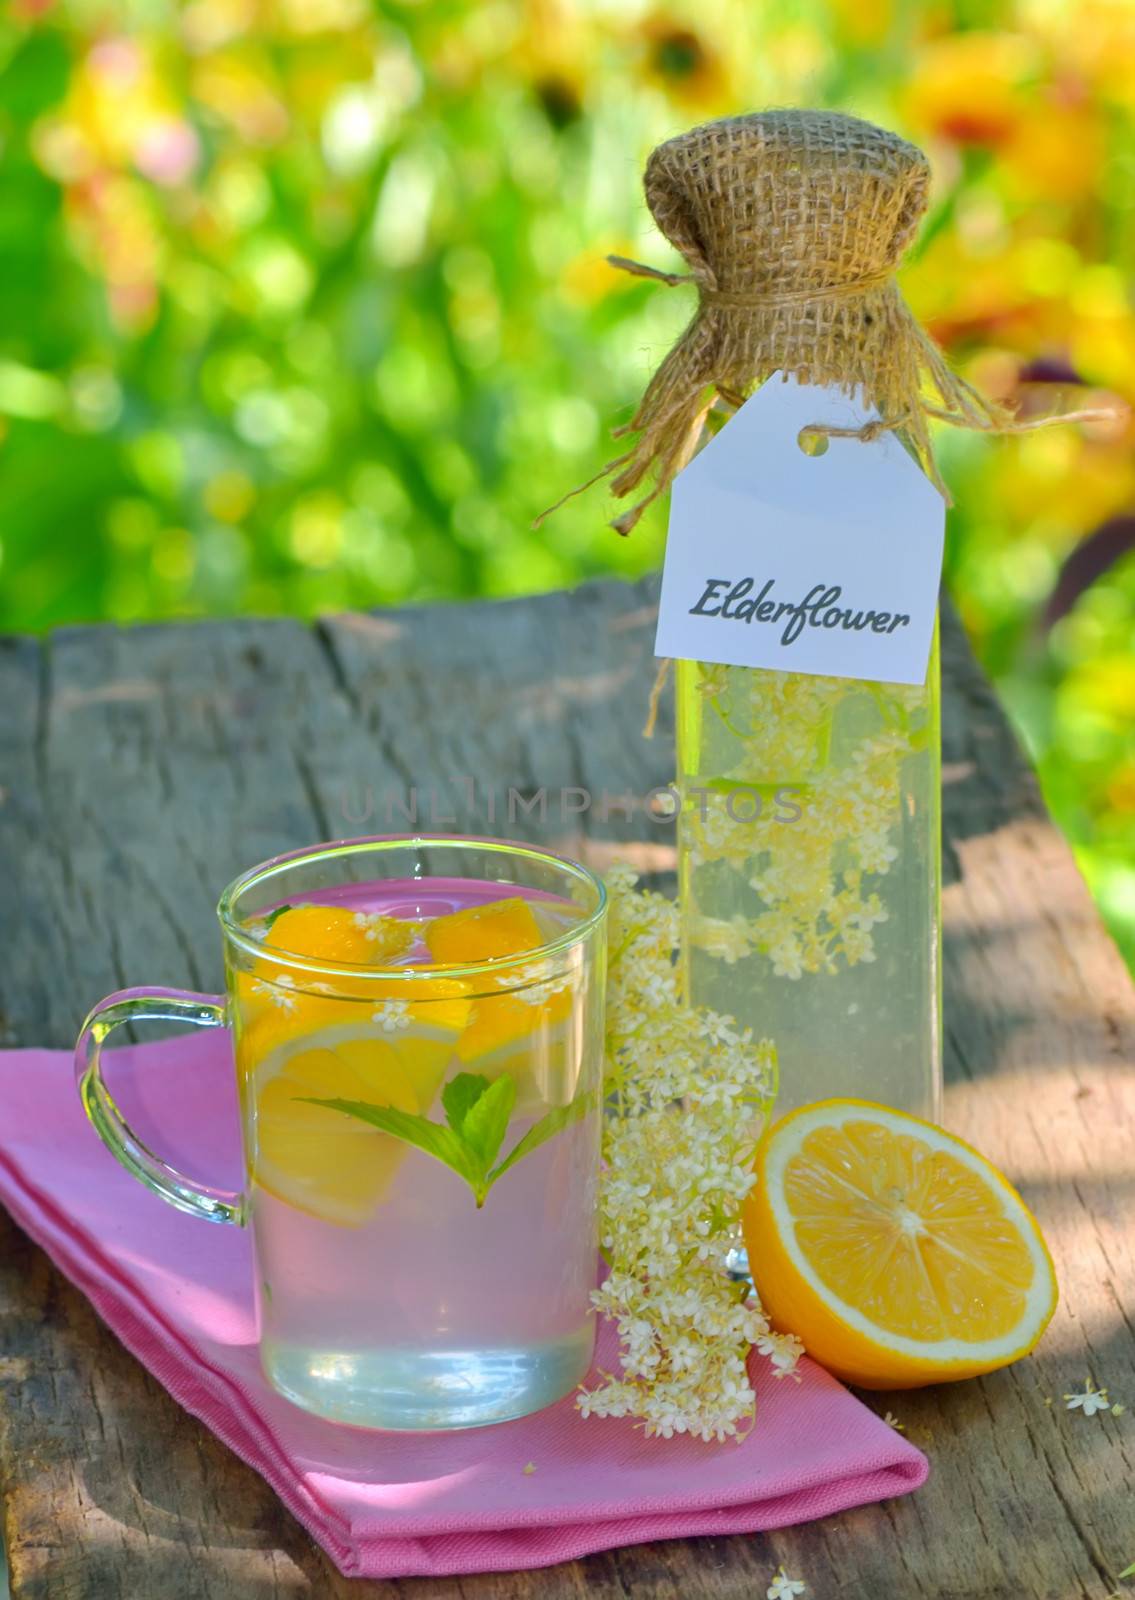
[0,0,1132,964]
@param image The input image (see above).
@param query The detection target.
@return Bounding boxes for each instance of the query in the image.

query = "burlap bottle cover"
[541,109,1105,536]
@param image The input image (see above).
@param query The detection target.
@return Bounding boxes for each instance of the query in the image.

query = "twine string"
[609,254,896,308]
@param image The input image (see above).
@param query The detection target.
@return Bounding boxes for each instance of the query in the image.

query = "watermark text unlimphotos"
[338,778,804,829]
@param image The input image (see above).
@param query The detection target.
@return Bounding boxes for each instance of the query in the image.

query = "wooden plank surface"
[0,577,1132,1600]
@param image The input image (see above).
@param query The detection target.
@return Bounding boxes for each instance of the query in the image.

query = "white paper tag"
[655,377,945,686]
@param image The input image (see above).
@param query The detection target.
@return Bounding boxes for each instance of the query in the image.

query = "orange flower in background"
[28,34,202,328]
[906,234,1069,356]
[65,173,166,330]
[902,32,1042,146]
[1002,91,1107,203]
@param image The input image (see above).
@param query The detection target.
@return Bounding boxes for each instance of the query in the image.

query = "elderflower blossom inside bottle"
[676,635,942,1120]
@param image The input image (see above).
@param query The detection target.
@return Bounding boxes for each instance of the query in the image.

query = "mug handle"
[75,986,244,1226]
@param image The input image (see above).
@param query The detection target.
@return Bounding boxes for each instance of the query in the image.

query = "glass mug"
[75,835,607,1430]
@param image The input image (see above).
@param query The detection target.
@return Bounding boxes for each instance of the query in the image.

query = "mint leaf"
[442,1072,492,1138]
[489,1093,592,1186]
[262,903,293,931]
[461,1073,516,1170]
[304,1081,592,1209]
[301,1098,480,1188]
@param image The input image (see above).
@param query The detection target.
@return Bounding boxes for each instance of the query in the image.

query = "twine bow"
[537,110,1114,537]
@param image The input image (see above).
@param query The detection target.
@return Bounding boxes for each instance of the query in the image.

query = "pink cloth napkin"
[0,1033,928,1580]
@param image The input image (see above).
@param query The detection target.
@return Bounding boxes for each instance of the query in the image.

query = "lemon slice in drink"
[247,1008,466,1225]
[236,969,470,1087]
[234,904,422,1072]
[252,1032,417,1225]
[236,980,357,1077]
[456,982,580,1108]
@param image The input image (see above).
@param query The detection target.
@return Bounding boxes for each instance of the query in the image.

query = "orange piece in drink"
[253,1035,419,1224]
[264,904,413,966]
[424,897,544,964]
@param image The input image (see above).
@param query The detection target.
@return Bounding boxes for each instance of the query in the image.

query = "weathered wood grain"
[0,578,1132,1600]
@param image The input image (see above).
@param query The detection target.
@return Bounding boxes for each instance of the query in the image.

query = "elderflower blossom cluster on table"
[680,663,929,980]
[577,866,801,1443]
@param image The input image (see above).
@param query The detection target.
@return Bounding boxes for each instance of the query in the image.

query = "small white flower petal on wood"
[1064,1381,1111,1416]
[767,1567,807,1599]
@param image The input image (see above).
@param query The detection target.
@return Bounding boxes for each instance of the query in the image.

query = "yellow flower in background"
[203,470,256,523]
[192,50,290,145]
[560,244,641,305]
[1067,272,1135,399]
[826,0,894,49]
[1107,763,1135,817]
[178,0,257,53]
[508,0,589,127]
[633,10,739,111]
[982,433,1135,550]
[1068,657,1135,726]
[274,0,370,37]
[1051,0,1135,112]
[35,36,200,187]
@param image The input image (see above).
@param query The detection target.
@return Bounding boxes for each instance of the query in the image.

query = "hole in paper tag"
[655,376,945,687]
[797,427,830,458]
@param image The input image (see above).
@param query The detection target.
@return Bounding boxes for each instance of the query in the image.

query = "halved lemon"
[742,1100,1059,1389]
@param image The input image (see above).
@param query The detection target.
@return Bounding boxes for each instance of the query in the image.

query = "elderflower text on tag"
[655,377,945,687]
